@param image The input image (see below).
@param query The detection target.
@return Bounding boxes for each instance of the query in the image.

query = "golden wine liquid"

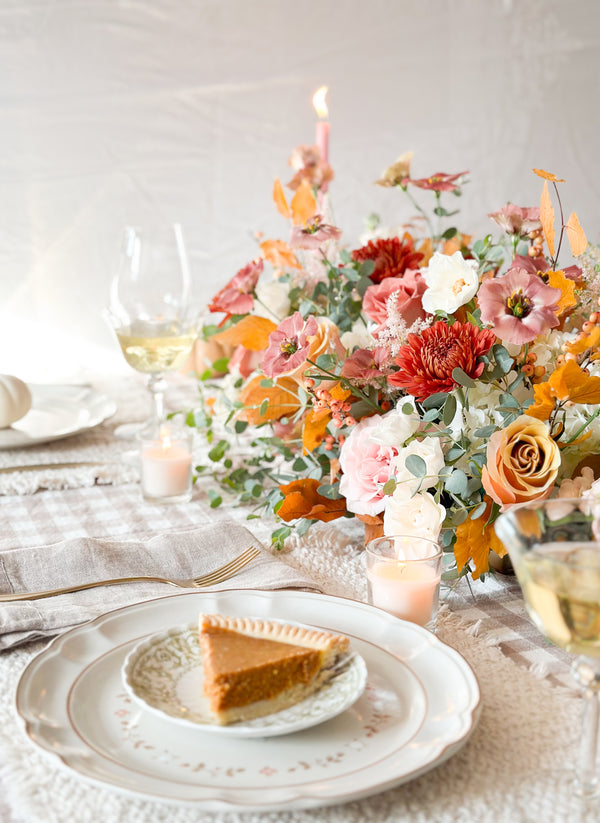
[116,331,196,374]
[521,543,600,657]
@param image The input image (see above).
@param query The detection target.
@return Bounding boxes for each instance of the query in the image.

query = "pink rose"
[339,415,398,516]
[362,271,427,328]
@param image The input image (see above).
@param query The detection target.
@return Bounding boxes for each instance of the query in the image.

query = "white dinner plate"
[122,621,368,737]
[0,384,116,448]
[16,590,481,812]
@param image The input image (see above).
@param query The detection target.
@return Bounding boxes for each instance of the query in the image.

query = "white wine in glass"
[107,223,197,438]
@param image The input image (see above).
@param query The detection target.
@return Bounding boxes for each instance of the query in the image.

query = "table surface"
[0,373,594,823]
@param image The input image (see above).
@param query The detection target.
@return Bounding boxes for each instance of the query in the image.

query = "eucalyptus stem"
[401,186,437,243]
[305,358,382,412]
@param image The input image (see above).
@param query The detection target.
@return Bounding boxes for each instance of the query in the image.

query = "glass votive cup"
[140,426,193,504]
[365,535,443,632]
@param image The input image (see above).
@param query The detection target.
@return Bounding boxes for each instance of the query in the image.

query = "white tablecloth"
[0,375,593,822]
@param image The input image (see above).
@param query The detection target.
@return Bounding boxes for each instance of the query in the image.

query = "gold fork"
[0,545,262,601]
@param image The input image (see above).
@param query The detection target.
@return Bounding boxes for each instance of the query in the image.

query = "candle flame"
[159,426,172,453]
[312,86,328,119]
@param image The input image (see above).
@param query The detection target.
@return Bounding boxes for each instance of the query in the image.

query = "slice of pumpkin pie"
[198,614,350,725]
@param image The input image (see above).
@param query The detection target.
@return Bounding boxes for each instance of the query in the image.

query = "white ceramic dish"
[0,384,116,448]
[122,620,368,737]
[17,590,481,811]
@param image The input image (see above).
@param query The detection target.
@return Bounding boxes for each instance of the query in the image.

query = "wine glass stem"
[147,373,168,429]
[573,656,600,799]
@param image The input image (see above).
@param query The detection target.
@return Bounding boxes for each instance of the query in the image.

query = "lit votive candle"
[312,85,330,166]
[365,536,442,630]
[141,428,193,503]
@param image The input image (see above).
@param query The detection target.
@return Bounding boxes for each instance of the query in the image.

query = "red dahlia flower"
[351,235,424,284]
[388,320,496,401]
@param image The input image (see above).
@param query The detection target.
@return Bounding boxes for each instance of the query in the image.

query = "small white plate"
[122,621,368,738]
[0,384,116,448]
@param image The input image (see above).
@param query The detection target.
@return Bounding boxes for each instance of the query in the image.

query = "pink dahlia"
[209,258,263,316]
[478,268,560,345]
[261,312,318,378]
[388,320,496,402]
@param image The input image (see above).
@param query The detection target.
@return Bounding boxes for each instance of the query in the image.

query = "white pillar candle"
[141,434,192,500]
[312,85,330,165]
[366,561,440,627]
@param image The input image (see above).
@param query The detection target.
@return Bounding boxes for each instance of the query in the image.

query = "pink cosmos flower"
[362,271,427,329]
[287,144,334,191]
[340,347,391,381]
[478,268,561,345]
[404,171,468,192]
[488,204,541,237]
[261,312,318,377]
[289,215,342,250]
[338,414,399,516]
[209,259,263,316]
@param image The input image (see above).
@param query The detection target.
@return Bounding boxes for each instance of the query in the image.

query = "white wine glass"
[106,223,197,438]
[496,497,600,801]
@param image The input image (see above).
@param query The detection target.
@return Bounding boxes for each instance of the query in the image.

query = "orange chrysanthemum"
[388,320,496,401]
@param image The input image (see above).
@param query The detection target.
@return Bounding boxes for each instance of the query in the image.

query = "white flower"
[421,251,479,314]
[253,280,291,323]
[394,437,445,494]
[383,488,446,542]
[340,321,375,352]
[369,402,420,448]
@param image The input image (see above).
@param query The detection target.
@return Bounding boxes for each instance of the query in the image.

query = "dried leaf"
[540,180,555,258]
[260,239,302,270]
[546,269,577,317]
[238,375,301,424]
[565,211,588,257]
[272,178,291,219]
[290,179,317,226]
[454,500,506,579]
[417,237,433,267]
[302,408,331,453]
[277,478,347,523]
[533,168,565,183]
[559,360,600,405]
[213,315,277,352]
[526,382,557,421]
[564,326,600,356]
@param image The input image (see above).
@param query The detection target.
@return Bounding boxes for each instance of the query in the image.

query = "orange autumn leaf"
[290,179,317,226]
[565,211,588,257]
[418,237,433,266]
[238,375,301,425]
[277,478,347,523]
[546,269,577,317]
[442,232,472,256]
[213,314,277,352]
[454,504,506,579]
[302,408,331,453]
[559,360,600,405]
[564,325,600,356]
[540,180,555,258]
[272,178,291,219]
[526,381,557,421]
[260,239,302,270]
[533,168,565,183]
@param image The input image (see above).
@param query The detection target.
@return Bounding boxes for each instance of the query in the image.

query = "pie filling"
[198,614,349,724]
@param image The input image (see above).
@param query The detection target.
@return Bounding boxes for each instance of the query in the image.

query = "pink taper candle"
[312,86,330,165]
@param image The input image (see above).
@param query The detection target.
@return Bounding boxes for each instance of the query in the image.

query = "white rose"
[383,488,446,543]
[253,280,291,323]
[394,436,445,494]
[421,251,479,314]
[369,402,420,448]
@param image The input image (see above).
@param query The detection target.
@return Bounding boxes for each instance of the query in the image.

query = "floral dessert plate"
[17,589,481,811]
[0,384,116,448]
[122,620,368,738]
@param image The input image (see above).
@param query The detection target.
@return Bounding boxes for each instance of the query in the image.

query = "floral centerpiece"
[188,143,599,581]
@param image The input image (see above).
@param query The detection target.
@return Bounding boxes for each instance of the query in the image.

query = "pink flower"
[290,215,342,250]
[405,171,468,192]
[338,414,398,516]
[362,271,427,328]
[341,347,391,381]
[506,255,546,275]
[488,204,541,237]
[228,345,262,379]
[287,145,334,191]
[209,259,263,316]
[478,268,560,345]
[261,312,318,377]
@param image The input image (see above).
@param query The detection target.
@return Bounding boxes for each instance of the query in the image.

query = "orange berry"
[523,364,534,377]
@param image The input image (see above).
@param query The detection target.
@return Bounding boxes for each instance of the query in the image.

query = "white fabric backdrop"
[0,0,598,382]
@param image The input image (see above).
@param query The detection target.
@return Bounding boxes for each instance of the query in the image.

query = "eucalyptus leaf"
[452,367,476,389]
[405,454,427,478]
[492,344,514,374]
[445,468,468,496]
[443,394,457,426]
[382,478,397,495]
[470,502,487,520]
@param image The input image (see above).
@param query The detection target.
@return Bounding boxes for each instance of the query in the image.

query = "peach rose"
[481,415,560,511]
